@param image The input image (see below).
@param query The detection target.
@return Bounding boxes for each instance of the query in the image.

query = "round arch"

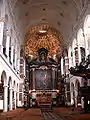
[84,15,90,34]
[13,80,16,90]
[77,28,85,48]
[72,39,77,49]
[8,77,12,88]
[0,71,6,100]
[17,83,18,91]
[75,79,80,90]
[71,82,74,92]
[1,71,7,86]
[77,29,85,62]
[0,71,8,112]
[84,15,90,53]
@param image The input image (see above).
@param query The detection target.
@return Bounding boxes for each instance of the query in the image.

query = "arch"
[0,71,5,100]
[84,15,90,34]
[77,28,85,48]
[3,14,9,55]
[68,46,72,57]
[17,83,18,91]
[8,76,12,88]
[77,29,85,61]
[0,71,8,111]
[1,71,7,86]
[71,82,74,92]
[64,49,68,57]
[84,15,90,54]
[72,39,77,49]
[75,80,80,90]
[13,80,16,89]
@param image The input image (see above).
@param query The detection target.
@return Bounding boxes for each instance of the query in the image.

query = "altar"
[25,48,59,107]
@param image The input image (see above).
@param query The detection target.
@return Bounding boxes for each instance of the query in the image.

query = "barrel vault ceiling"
[7,0,88,57]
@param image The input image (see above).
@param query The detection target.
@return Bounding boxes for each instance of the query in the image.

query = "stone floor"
[42,112,64,120]
[0,107,90,120]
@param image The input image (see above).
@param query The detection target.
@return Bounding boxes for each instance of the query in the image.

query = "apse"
[24,25,63,60]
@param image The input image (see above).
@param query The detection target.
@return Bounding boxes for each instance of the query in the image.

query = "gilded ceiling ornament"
[24,25,63,58]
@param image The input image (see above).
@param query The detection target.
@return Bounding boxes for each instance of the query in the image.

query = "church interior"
[0,0,90,120]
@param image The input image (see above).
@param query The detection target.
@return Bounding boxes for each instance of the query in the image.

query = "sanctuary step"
[39,102,52,112]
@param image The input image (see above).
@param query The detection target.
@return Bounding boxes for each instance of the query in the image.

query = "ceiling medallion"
[24,25,63,58]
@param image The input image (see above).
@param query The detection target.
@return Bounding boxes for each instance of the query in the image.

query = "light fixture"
[39,30,47,33]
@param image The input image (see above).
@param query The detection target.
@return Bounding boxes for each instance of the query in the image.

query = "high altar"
[25,48,59,108]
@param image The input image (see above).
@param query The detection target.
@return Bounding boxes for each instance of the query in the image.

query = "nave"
[42,112,64,120]
[0,107,90,120]
[0,108,70,120]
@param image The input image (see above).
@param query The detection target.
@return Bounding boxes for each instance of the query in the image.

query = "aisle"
[42,112,64,120]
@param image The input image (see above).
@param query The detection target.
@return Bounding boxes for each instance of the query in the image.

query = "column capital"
[32,68,35,71]
[13,88,17,92]
[52,68,55,71]
[0,18,4,22]
[4,85,8,88]
[9,87,13,90]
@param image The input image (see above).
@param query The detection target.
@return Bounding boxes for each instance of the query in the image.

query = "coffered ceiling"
[7,0,88,56]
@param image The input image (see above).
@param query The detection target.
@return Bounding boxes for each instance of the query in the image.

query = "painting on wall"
[35,69,52,90]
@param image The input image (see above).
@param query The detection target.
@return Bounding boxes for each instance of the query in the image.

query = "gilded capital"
[0,18,4,22]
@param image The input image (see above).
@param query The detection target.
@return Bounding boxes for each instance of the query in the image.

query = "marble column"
[15,51,17,70]
[11,46,14,66]
[14,90,16,109]
[17,84,19,107]
[71,91,74,105]
[72,50,76,66]
[17,58,20,74]
[68,49,72,69]
[0,20,4,53]
[17,91,19,107]
[3,85,8,112]
[61,57,64,75]
[9,87,13,110]
[32,68,35,90]
[55,68,57,89]
[74,88,78,107]
[78,45,82,64]
[84,34,89,57]
[52,68,55,90]
[6,35,10,60]
[65,56,69,74]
